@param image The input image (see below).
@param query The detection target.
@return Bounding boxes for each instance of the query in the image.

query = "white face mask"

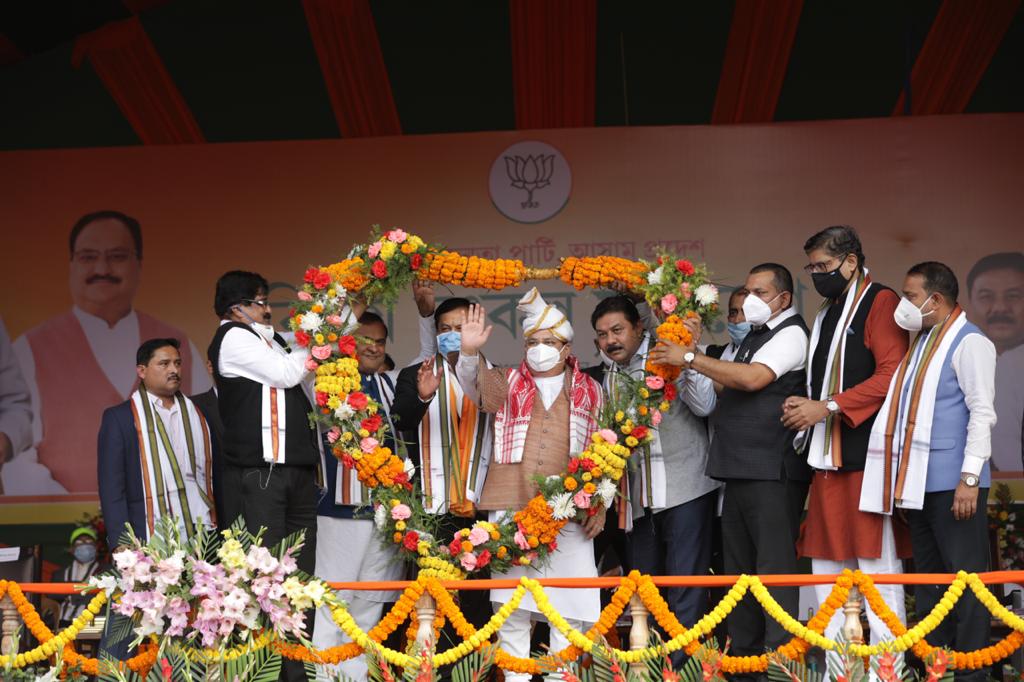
[742,293,782,327]
[526,343,565,373]
[235,305,276,341]
[893,296,935,332]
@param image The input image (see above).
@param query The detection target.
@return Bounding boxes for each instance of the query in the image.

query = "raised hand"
[460,303,493,356]
[412,280,436,318]
[681,316,703,346]
[647,339,691,367]
[417,356,441,400]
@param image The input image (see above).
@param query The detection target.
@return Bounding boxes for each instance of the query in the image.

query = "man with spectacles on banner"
[8,211,210,496]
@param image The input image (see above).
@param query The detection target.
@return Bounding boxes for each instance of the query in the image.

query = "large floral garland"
[289,226,720,576]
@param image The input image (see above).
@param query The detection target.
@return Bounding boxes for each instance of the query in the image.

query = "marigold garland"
[645,312,698,382]
[423,251,527,290]
[559,256,648,291]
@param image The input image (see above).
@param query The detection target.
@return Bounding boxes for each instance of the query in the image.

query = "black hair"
[382,354,396,372]
[136,337,180,366]
[358,311,389,336]
[908,261,959,303]
[69,210,143,260]
[749,262,794,295]
[803,224,866,269]
[590,295,641,329]
[214,271,269,317]
[433,297,472,331]
[967,252,1024,295]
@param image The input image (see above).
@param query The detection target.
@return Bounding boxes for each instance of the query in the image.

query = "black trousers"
[227,464,319,682]
[629,491,715,666]
[906,488,991,682]
[721,479,800,672]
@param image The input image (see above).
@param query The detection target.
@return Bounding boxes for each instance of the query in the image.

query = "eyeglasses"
[803,254,847,275]
[241,298,271,308]
[72,248,136,266]
[525,338,564,348]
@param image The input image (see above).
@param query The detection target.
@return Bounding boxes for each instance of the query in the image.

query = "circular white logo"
[489,140,572,223]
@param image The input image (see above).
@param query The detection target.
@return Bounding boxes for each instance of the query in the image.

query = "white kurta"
[488,511,600,624]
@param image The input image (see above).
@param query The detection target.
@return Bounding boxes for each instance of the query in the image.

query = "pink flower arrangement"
[680,282,691,300]
[645,376,665,390]
[460,553,478,571]
[386,228,408,243]
[390,504,412,521]
[360,436,380,453]
[296,291,313,301]
[304,357,319,371]
[651,409,663,426]
[573,490,592,509]
[367,241,382,258]
[326,314,344,326]
[310,344,332,360]
[514,528,530,550]
[468,526,489,546]
[660,293,678,314]
[597,428,619,444]
[326,427,341,444]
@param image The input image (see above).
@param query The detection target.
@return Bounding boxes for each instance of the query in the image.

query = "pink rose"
[386,228,408,243]
[390,503,411,521]
[680,282,691,300]
[651,410,663,426]
[311,345,332,360]
[367,241,382,258]
[305,357,319,371]
[468,527,489,546]
[660,293,678,315]
[297,291,313,301]
[573,490,592,509]
[597,428,618,444]
[360,437,379,454]
[645,376,665,390]
[514,528,530,550]
[326,427,341,444]
[460,552,478,571]
[326,314,344,326]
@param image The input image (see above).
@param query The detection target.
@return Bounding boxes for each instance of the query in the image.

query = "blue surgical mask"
[436,331,462,355]
[727,321,752,347]
[73,544,97,564]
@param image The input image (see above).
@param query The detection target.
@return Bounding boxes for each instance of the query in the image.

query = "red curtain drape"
[509,0,596,130]
[893,0,1020,115]
[73,17,204,144]
[711,0,804,124]
[302,0,401,138]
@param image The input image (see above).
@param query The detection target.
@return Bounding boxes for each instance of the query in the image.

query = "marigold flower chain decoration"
[291,227,722,577]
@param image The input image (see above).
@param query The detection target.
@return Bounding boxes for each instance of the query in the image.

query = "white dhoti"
[312,516,405,681]
[489,513,599,682]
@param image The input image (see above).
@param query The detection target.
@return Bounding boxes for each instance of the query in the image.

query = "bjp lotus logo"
[490,141,572,224]
[504,154,555,209]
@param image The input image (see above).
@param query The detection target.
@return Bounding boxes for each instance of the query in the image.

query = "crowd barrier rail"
[2,570,1024,677]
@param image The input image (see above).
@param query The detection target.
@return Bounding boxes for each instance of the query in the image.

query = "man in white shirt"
[0,317,32,494]
[8,211,209,496]
[653,263,810,673]
[966,252,1024,472]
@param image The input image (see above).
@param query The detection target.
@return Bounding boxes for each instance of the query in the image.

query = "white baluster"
[1,594,16,655]
[414,592,437,652]
[841,585,864,645]
[629,592,650,673]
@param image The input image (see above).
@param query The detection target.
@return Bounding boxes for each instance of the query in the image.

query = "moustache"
[167,374,181,382]
[86,275,121,285]
[605,345,624,355]
[263,313,272,323]
[986,314,1016,326]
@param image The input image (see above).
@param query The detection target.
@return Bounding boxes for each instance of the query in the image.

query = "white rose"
[299,312,323,332]
[334,403,355,420]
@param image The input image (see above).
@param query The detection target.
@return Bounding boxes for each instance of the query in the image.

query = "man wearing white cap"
[456,288,603,682]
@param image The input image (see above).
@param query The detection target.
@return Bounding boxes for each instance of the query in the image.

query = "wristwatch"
[825,399,841,414]
[683,351,696,369]
[960,473,980,487]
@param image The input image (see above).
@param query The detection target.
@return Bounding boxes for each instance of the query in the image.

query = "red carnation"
[313,270,332,290]
[338,335,357,356]
[675,259,695,276]
[663,383,678,401]
[579,458,594,471]
[632,426,649,440]
[410,253,423,271]
[347,392,369,410]
[315,391,328,407]
[567,459,579,474]
[403,531,420,552]
[449,537,463,555]
[362,414,383,433]
[303,267,320,284]
[549,539,558,551]
[371,260,388,278]
[341,454,355,469]
[294,330,310,347]
[475,549,492,569]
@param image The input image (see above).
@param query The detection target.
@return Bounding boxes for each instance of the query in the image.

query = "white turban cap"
[517,287,573,342]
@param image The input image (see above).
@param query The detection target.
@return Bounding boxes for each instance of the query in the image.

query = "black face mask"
[811,265,851,299]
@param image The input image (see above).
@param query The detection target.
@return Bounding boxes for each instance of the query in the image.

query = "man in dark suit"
[190,359,227,528]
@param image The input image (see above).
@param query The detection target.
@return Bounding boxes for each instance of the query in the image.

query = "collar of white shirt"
[764,306,797,331]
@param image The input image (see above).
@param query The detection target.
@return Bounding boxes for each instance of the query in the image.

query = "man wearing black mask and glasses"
[783,225,911,670]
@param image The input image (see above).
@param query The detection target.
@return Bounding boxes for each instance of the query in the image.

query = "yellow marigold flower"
[638,405,649,416]
[490,530,501,540]
[564,477,578,491]
[359,429,370,438]
[461,541,474,553]
[380,241,398,260]
[583,482,596,494]
[615,411,625,422]
[390,498,400,506]
[315,333,325,344]
[639,388,649,399]
[659,401,670,411]
[341,432,353,442]
[581,472,592,482]
[395,520,406,531]
[497,546,508,558]
[625,436,639,447]
[393,532,402,543]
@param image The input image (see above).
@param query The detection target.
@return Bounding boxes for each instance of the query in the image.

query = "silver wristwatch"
[825,399,841,414]
[683,351,696,369]
[960,473,979,487]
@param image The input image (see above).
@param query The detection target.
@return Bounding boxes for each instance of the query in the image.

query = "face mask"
[727,321,752,347]
[526,343,565,373]
[235,306,275,341]
[811,265,851,300]
[742,293,782,327]
[73,544,97,564]
[893,296,935,332]
[436,331,461,355]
